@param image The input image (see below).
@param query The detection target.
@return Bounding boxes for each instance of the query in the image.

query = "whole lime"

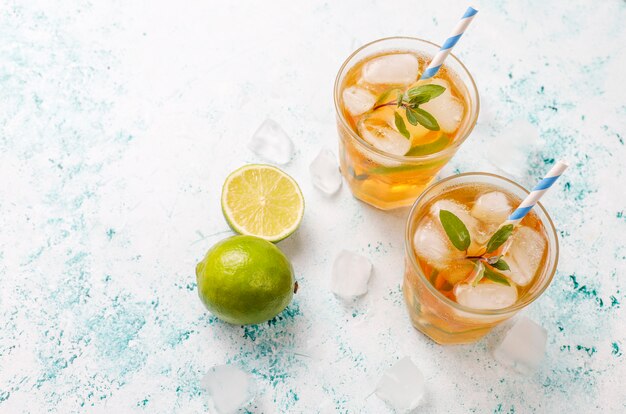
[196,235,296,325]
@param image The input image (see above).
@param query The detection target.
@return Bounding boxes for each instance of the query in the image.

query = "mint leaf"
[439,209,471,251]
[409,95,430,106]
[491,258,510,271]
[374,88,403,106]
[412,108,440,131]
[405,107,419,126]
[471,260,485,287]
[485,224,515,253]
[483,266,511,286]
[396,91,404,108]
[407,84,446,103]
[405,134,450,156]
[394,112,410,139]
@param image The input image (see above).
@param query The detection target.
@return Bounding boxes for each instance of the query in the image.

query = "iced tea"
[334,37,479,209]
[403,173,559,344]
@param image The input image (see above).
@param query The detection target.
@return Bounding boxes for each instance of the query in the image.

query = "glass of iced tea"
[403,173,559,345]
[334,37,479,210]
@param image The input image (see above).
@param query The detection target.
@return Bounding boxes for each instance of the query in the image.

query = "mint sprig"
[372,84,445,133]
[490,258,510,271]
[483,266,511,286]
[394,112,410,139]
[485,224,514,253]
[408,84,446,103]
[437,210,516,287]
[472,262,510,287]
[411,107,439,131]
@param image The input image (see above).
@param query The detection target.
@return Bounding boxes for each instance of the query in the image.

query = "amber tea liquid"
[334,38,479,209]
[402,173,558,344]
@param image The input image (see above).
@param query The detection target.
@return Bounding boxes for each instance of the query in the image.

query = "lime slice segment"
[221,164,304,242]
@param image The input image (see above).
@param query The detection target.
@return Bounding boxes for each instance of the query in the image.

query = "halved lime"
[221,164,304,242]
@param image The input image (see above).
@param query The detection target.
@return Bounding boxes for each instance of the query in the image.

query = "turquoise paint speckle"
[106,228,116,240]
[575,345,597,357]
[611,342,622,357]
[85,298,147,377]
[137,398,149,407]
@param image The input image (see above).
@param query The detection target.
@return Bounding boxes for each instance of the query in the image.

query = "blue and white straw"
[506,161,569,225]
[420,6,479,80]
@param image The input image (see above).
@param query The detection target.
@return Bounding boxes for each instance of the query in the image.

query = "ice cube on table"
[493,316,547,375]
[248,118,294,165]
[503,226,547,286]
[361,53,419,85]
[471,191,512,224]
[357,114,411,156]
[419,78,464,133]
[202,365,256,414]
[343,86,377,116]
[309,148,342,195]
[375,356,425,412]
[413,218,464,269]
[454,282,518,310]
[331,250,372,299]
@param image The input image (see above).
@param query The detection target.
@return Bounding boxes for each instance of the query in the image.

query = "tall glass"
[334,37,479,210]
[403,173,559,345]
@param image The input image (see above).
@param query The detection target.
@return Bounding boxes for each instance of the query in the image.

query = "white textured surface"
[1,0,625,413]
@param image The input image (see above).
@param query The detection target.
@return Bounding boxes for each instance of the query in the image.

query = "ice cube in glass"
[361,53,419,85]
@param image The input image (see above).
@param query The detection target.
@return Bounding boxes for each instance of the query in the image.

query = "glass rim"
[404,172,560,316]
[333,36,480,163]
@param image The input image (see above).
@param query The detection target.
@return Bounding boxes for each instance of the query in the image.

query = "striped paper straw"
[506,161,569,225]
[420,6,479,80]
